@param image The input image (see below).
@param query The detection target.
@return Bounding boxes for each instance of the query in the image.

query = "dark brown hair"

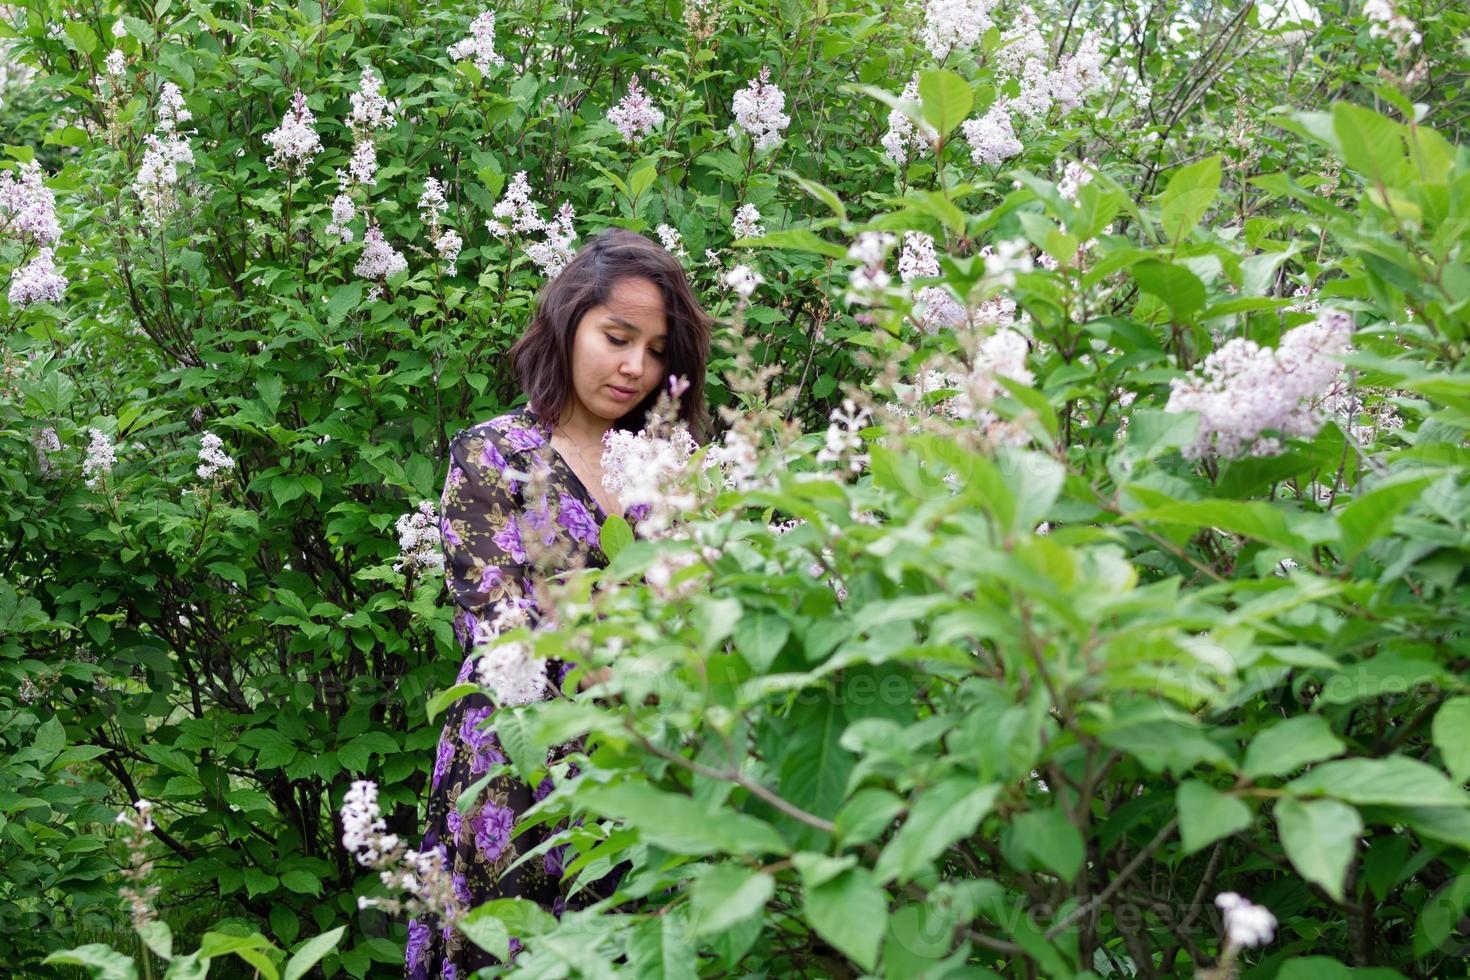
[509,228,712,442]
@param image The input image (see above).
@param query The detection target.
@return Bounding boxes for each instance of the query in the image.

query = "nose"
[619,349,645,378]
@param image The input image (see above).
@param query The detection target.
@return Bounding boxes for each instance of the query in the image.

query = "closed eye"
[607,334,667,358]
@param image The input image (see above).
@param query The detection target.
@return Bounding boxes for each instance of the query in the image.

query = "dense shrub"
[1,0,1467,976]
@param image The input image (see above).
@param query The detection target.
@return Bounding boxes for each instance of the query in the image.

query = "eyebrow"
[605,315,668,343]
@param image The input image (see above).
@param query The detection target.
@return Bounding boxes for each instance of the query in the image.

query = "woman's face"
[566,276,668,426]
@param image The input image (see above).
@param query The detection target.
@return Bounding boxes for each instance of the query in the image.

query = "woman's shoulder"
[454,406,548,449]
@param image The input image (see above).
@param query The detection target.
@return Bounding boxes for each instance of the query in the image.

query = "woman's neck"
[553,400,613,449]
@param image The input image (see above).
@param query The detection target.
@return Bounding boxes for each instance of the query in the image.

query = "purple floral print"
[411,407,644,978]
[406,919,431,975]
[558,493,601,544]
[431,737,454,789]
[471,799,516,863]
[491,518,526,563]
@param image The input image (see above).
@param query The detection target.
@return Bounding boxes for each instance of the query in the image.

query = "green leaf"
[690,865,775,936]
[42,944,139,980]
[1130,499,1319,554]
[740,228,847,259]
[1177,781,1252,854]
[1332,103,1405,190]
[256,375,283,416]
[283,927,346,980]
[625,913,698,979]
[1276,798,1361,902]
[574,781,788,856]
[917,69,972,138]
[426,682,480,725]
[600,515,633,560]
[138,921,173,961]
[734,610,789,671]
[875,780,1000,885]
[629,163,657,201]
[27,716,66,769]
[1432,697,1470,784]
[1286,757,1470,807]
[1130,260,1205,319]
[834,788,904,847]
[325,282,363,325]
[1008,807,1085,881]
[1336,475,1434,562]
[801,867,888,972]
[1156,156,1221,242]
[1243,715,1346,779]
[64,21,98,55]
[456,907,510,961]
[779,170,847,223]
[279,870,322,896]
[691,596,742,655]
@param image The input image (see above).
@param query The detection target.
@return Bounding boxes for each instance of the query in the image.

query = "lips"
[608,385,637,397]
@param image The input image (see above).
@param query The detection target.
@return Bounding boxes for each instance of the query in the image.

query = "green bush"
[0,0,1466,976]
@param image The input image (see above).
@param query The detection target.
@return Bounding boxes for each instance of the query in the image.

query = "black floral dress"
[406,406,645,979]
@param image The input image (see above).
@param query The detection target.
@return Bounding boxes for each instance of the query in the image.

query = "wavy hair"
[509,228,712,442]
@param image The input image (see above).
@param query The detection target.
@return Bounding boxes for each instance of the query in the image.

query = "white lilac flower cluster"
[731,203,764,241]
[196,431,235,482]
[914,326,1035,443]
[131,89,193,225]
[102,50,127,87]
[31,426,60,479]
[980,238,1034,287]
[601,422,700,537]
[1165,309,1353,459]
[706,427,766,492]
[115,799,160,930]
[815,398,874,475]
[0,160,62,247]
[133,82,196,229]
[724,264,764,300]
[1,161,68,308]
[341,66,397,189]
[485,173,578,279]
[956,7,1107,169]
[263,90,321,175]
[881,73,937,167]
[418,178,462,268]
[729,67,790,152]
[656,223,687,257]
[472,604,546,706]
[525,203,578,279]
[1057,159,1094,202]
[325,193,356,243]
[8,246,67,307]
[1363,0,1419,55]
[607,75,664,144]
[844,231,896,306]
[899,232,967,332]
[341,780,461,922]
[354,226,408,283]
[961,102,1023,167]
[1215,892,1276,949]
[83,427,116,488]
[393,500,445,574]
[684,0,720,40]
[919,0,1000,60]
[485,171,543,237]
[448,10,506,75]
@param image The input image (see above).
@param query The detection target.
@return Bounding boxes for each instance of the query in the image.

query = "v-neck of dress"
[519,406,612,524]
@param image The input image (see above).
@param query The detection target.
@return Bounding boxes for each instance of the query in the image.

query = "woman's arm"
[440,425,533,646]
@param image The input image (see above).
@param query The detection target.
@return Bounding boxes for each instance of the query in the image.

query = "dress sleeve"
[439,427,534,654]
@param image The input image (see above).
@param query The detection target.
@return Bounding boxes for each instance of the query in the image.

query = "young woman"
[406,228,712,978]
